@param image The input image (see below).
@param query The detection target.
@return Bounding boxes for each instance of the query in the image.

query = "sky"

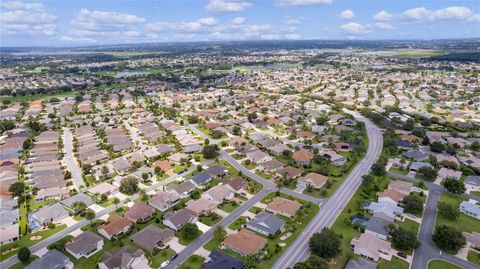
[1,0,479,47]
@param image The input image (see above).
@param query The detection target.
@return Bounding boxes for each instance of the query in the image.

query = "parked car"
[397,252,408,259]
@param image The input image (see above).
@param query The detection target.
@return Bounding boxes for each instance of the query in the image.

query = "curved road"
[388,172,480,269]
[272,111,383,269]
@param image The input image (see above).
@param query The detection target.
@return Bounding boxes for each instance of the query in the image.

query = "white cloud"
[1,1,44,11]
[400,6,476,22]
[374,22,395,30]
[275,0,332,8]
[373,10,392,21]
[338,22,372,35]
[231,17,246,25]
[0,2,57,36]
[469,14,480,22]
[205,0,252,12]
[62,8,146,43]
[340,9,354,19]
[198,17,218,26]
[283,15,302,25]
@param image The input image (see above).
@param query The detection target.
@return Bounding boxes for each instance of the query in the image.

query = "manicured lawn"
[255,171,272,179]
[8,255,38,269]
[436,193,480,233]
[228,216,247,231]
[396,219,420,234]
[471,191,480,198]
[467,250,480,266]
[204,237,223,251]
[173,164,190,173]
[219,201,239,213]
[99,199,113,208]
[248,207,262,214]
[428,259,462,269]
[0,224,67,261]
[148,248,176,268]
[199,212,222,226]
[178,254,204,269]
[378,256,409,269]
[390,167,409,175]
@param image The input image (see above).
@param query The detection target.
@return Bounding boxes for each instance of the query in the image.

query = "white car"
[160,260,171,269]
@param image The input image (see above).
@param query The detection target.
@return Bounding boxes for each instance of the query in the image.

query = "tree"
[71,201,87,215]
[85,210,95,224]
[430,142,444,153]
[202,144,220,159]
[417,166,437,181]
[432,225,466,253]
[437,202,460,220]
[361,174,374,188]
[210,130,224,139]
[247,112,258,122]
[113,197,121,209]
[119,177,139,195]
[213,226,226,241]
[371,161,386,176]
[8,182,25,198]
[179,223,201,241]
[442,178,466,194]
[101,166,109,175]
[309,228,341,260]
[293,255,329,269]
[389,226,420,251]
[17,247,30,262]
[401,193,423,215]
[232,126,241,136]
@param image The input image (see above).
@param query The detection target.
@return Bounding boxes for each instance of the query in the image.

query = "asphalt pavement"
[271,111,384,269]
[63,127,85,189]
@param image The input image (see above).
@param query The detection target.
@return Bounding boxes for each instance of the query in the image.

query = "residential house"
[245,150,272,164]
[275,166,303,180]
[185,198,218,215]
[130,224,174,251]
[35,187,70,201]
[98,215,133,240]
[148,191,179,212]
[163,208,198,230]
[125,203,155,223]
[191,172,212,188]
[170,180,195,197]
[351,233,391,262]
[205,165,228,178]
[364,216,391,240]
[298,173,328,189]
[29,203,68,230]
[223,229,267,256]
[292,150,314,166]
[266,197,302,218]
[465,176,480,191]
[437,167,462,181]
[387,181,413,196]
[257,160,285,173]
[26,250,73,269]
[378,189,406,205]
[344,258,377,269]
[224,177,248,194]
[204,249,246,269]
[65,231,104,259]
[365,200,404,220]
[410,162,434,172]
[246,212,285,236]
[88,182,118,198]
[99,247,145,269]
[460,201,480,220]
[203,185,234,204]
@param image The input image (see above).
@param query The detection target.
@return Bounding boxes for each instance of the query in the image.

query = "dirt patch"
[30,235,42,240]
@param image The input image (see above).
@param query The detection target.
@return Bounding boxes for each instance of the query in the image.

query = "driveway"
[63,128,85,190]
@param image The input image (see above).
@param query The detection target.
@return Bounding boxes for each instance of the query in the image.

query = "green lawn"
[396,219,420,234]
[436,193,480,233]
[467,250,480,266]
[255,171,272,179]
[0,224,67,261]
[8,255,38,269]
[219,201,239,213]
[428,259,462,269]
[178,254,204,269]
[204,237,223,251]
[149,248,176,268]
[390,167,409,175]
[248,207,262,214]
[199,212,222,226]
[470,191,480,198]
[378,256,409,269]
[228,216,247,230]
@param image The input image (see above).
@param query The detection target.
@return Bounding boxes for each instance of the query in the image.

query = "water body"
[114,71,149,78]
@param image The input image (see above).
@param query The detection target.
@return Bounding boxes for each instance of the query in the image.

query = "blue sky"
[1,0,479,46]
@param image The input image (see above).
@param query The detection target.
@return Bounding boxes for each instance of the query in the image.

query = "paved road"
[272,111,384,269]
[124,121,146,150]
[0,162,210,269]
[388,172,480,269]
[63,128,85,190]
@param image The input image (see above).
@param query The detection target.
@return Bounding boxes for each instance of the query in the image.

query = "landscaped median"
[198,191,319,269]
